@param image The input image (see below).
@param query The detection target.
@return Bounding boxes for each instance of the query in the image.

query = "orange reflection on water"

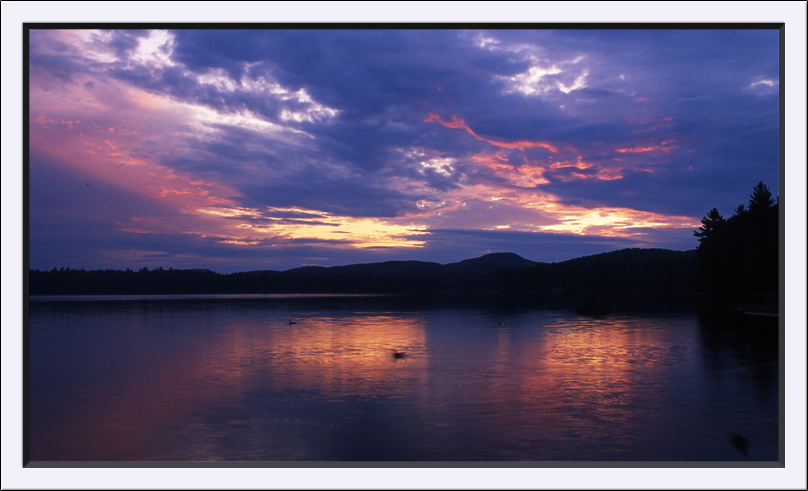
[433,315,685,456]
[524,318,665,405]
[251,315,428,397]
[33,308,724,461]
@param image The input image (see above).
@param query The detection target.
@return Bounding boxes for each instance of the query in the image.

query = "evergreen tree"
[693,208,725,243]
[694,182,779,293]
[748,181,775,215]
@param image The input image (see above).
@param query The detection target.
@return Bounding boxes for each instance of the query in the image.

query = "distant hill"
[560,248,695,266]
[247,254,534,278]
[522,248,697,292]
[29,249,697,295]
[292,260,444,276]
[444,252,538,274]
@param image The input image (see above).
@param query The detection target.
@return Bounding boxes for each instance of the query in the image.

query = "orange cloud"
[631,116,675,133]
[470,154,550,187]
[615,146,659,154]
[424,113,559,153]
[404,180,697,239]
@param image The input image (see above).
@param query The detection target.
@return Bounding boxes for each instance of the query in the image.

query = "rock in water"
[729,433,750,457]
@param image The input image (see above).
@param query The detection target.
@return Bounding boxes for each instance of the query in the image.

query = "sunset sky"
[27,28,780,272]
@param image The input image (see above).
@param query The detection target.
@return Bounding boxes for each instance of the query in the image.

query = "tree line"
[28,249,697,296]
[693,181,779,294]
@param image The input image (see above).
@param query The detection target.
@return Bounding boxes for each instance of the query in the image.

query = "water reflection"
[28,298,778,461]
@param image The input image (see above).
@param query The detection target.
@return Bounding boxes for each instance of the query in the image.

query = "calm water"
[28,294,779,462]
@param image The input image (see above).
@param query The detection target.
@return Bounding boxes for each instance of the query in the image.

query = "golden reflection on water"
[30,306,776,461]
[229,315,429,397]
[515,317,674,446]
[407,314,697,460]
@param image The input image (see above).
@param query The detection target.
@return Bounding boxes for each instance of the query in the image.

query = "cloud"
[27,28,779,271]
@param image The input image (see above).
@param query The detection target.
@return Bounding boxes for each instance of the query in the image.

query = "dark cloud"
[240,175,419,218]
[100,30,149,60]
[88,29,781,216]
[28,28,779,271]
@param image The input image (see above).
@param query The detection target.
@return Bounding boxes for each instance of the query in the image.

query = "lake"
[28,293,779,462]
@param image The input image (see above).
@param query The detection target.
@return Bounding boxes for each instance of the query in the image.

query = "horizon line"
[28,246,698,275]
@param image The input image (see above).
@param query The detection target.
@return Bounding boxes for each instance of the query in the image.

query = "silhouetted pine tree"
[748,181,776,215]
[695,182,778,293]
[694,208,726,243]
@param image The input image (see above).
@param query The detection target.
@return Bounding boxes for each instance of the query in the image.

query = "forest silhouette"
[28,249,697,295]
[693,181,779,294]
[29,183,778,297]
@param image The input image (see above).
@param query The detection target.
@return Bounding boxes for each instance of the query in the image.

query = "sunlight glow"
[27,28,721,268]
[482,35,590,97]
[196,206,431,249]
[420,157,456,177]
[750,78,777,87]
[131,30,175,69]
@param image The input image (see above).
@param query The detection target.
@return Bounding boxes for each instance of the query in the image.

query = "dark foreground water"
[28,294,779,462]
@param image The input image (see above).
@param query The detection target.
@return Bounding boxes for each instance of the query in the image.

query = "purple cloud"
[27,28,780,272]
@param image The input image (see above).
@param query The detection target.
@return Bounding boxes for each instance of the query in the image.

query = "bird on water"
[391,349,406,359]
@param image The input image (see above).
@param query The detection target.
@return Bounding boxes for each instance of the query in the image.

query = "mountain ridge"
[29,248,698,295]
[245,252,537,275]
[244,248,693,275]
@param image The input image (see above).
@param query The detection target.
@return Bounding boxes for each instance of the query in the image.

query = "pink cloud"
[425,113,560,153]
